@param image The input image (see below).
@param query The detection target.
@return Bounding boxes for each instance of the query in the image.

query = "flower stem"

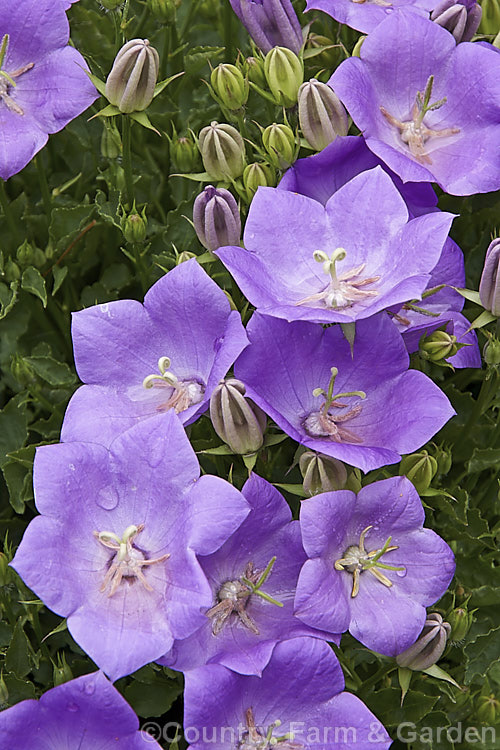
[0,179,20,247]
[223,0,234,60]
[36,155,52,218]
[122,115,134,208]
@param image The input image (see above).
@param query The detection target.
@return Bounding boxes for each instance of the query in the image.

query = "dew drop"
[83,681,95,696]
[95,488,119,510]
[396,567,407,578]
[67,702,79,712]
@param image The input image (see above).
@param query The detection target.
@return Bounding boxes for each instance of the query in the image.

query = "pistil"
[304,367,366,443]
[296,248,379,310]
[334,525,405,597]
[240,708,302,750]
[142,356,204,414]
[0,35,34,116]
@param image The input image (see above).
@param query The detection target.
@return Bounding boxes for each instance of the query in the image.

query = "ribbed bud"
[419,329,459,362]
[477,694,500,725]
[299,451,348,496]
[262,122,296,169]
[479,238,500,317]
[53,654,74,686]
[396,613,451,671]
[101,119,122,159]
[431,0,482,42]
[171,134,200,172]
[243,56,267,88]
[434,444,452,475]
[242,162,275,200]
[211,63,248,110]
[16,240,45,268]
[399,451,438,494]
[298,79,349,151]
[122,206,147,243]
[447,605,474,642]
[483,336,500,366]
[199,121,246,181]
[264,46,303,108]
[230,0,303,55]
[105,39,160,113]
[148,0,179,23]
[210,379,267,454]
[479,0,500,34]
[193,185,241,252]
[177,251,197,264]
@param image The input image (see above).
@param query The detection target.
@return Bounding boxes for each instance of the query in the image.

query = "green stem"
[0,180,20,247]
[36,155,52,218]
[223,0,234,61]
[122,115,134,208]
[361,665,396,692]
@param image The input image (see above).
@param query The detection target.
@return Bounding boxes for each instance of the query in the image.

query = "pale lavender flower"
[193,185,241,253]
[306,0,434,34]
[230,0,303,54]
[295,476,455,655]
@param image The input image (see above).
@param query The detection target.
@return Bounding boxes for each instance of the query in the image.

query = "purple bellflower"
[295,476,455,655]
[160,473,334,676]
[11,412,250,681]
[61,258,248,448]
[234,312,455,472]
[330,12,500,196]
[0,0,98,180]
[184,637,392,750]
[0,671,161,749]
[305,0,434,35]
[230,0,303,54]
[217,167,454,324]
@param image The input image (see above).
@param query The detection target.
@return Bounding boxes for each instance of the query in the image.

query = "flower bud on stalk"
[211,64,248,110]
[396,613,451,671]
[298,79,349,151]
[399,451,438,494]
[171,133,200,172]
[53,654,73,686]
[262,122,296,169]
[193,186,241,252]
[210,379,267,454]
[264,46,303,108]
[477,694,500,725]
[105,39,160,113]
[479,238,500,316]
[199,121,246,181]
[122,206,147,243]
[447,604,474,642]
[243,56,267,88]
[431,0,482,42]
[419,329,459,362]
[299,451,348,496]
[242,162,275,200]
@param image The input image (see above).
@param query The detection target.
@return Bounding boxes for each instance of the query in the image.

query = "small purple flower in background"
[235,313,455,472]
[230,0,303,54]
[0,0,98,180]
[305,0,434,34]
[431,0,481,42]
[217,167,453,324]
[392,238,481,368]
[479,238,500,317]
[61,258,248,448]
[193,185,241,253]
[278,135,438,219]
[294,476,455,655]
[0,672,161,749]
[184,637,392,750]
[330,12,500,195]
[11,412,250,681]
[160,473,334,676]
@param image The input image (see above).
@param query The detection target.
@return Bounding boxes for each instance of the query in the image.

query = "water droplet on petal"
[396,567,407,578]
[83,681,95,695]
[67,702,79,712]
[95,488,119,510]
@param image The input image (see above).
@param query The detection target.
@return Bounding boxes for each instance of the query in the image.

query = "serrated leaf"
[3,673,36,707]
[464,625,500,684]
[0,394,28,470]
[468,447,500,472]
[5,620,32,678]
[24,355,74,386]
[0,280,18,319]
[21,267,47,307]
[366,688,439,727]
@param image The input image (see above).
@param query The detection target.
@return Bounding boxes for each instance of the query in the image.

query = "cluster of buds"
[229,0,303,55]
[262,122,297,169]
[210,379,267,455]
[396,612,451,671]
[199,121,246,181]
[299,451,348,496]
[298,79,348,151]
[193,186,241,253]
[105,39,160,113]
[431,0,482,42]
[479,238,500,317]
[210,63,248,111]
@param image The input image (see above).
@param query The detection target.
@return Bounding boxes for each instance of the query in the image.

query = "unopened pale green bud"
[242,162,275,200]
[211,63,248,110]
[101,0,122,9]
[264,46,303,108]
[105,39,160,113]
[177,251,197,264]
[447,606,474,642]
[101,119,122,159]
[171,134,200,173]
[4,258,20,282]
[243,56,267,89]
[262,122,296,169]
[477,694,500,725]
[479,0,500,34]
[399,451,438,494]
[148,0,179,23]
[199,121,246,181]
[298,79,349,151]
[53,654,73,686]
[16,240,45,268]
[483,336,500,366]
[10,353,37,386]
[299,451,348,496]
[434,444,452,475]
[396,613,451,671]
[419,329,459,362]
[210,378,267,455]
[122,206,147,243]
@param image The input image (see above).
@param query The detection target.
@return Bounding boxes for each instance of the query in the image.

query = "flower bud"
[262,122,296,169]
[396,613,451,671]
[431,0,482,42]
[16,240,45,268]
[4,258,20,282]
[193,185,241,252]
[479,0,500,34]
[305,34,339,69]
[477,694,500,725]
[399,451,438,494]
[101,119,122,159]
[177,251,197,264]
[53,654,73,686]
[264,46,303,108]
[299,451,348,496]
[10,353,37,386]
[447,605,474,642]
[434,444,452,475]
[122,206,147,243]
[210,379,267,454]
[171,133,200,173]
[298,79,349,151]
[199,121,246,181]
[419,329,459,362]
[211,63,248,110]
[148,0,179,23]
[242,162,275,200]
[483,335,500,366]
[105,39,160,113]
[479,238,500,316]
[230,0,303,55]
[243,56,267,88]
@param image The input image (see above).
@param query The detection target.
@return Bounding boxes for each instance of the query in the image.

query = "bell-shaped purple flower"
[184,637,392,750]
[479,238,500,317]
[234,312,455,472]
[0,0,98,180]
[11,412,250,681]
[330,12,500,195]
[305,0,435,34]
[431,0,482,42]
[61,258,248,448]
[230,0,303,55]
[217,167,454,325]
[160,473,333,676]
[295,476,455,655]
[193,185,241,253]
[0,671,161,748]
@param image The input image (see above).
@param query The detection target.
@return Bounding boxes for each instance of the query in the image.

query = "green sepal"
[453,287,481,305]
[85,70,107,96]
[89,103,121,120]
[398,666,412,706]
[129,111,161,135]
[273,483,309,498]
[422,664,460,688]
[468,309,497,331]
[153,71,184,98]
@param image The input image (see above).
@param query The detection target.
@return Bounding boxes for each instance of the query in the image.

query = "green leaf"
[199,444,234,456]
[0,280,18,319]
[124,679,182,717]
[398,666,412,705]
[2,459,33,513]
[129,110,160,135]
[263,433,288,447]
[5,620,32,678]
[154,71,184,97]
[171,171,212,182]
[89,103,121,119]
[273,483,308,498]
[24,355,75,386]
[243,452,258,473]
[464,625,500,684]
[21,267,47,307]
[0,394,28,469]
[52,265,68,296]
[3,673,35,707]
[85,70,107,96]
[366,688,439,727]
[41,619,68,642]
[468,447,500,473]
[469,309,497,330]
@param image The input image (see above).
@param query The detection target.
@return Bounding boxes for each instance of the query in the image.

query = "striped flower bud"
[171,133,200,173]
[431,0,482,43]
[419,329,459,362]
[264,46,303,108]
[105,39,160,113]
[199,121,246,181]
[298,79,349,151]
[299,451,348,496]
[243,56,267,89]
[396,613,451,671]
[479,238,500,317]
[242,162,275,200]
[193,185,241,252]
[399,452,438,494]
[211,63,248,110]
[447,605,474,642]
[230,0,303,55]
[262,122,296,169]
[210,379,267,455]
